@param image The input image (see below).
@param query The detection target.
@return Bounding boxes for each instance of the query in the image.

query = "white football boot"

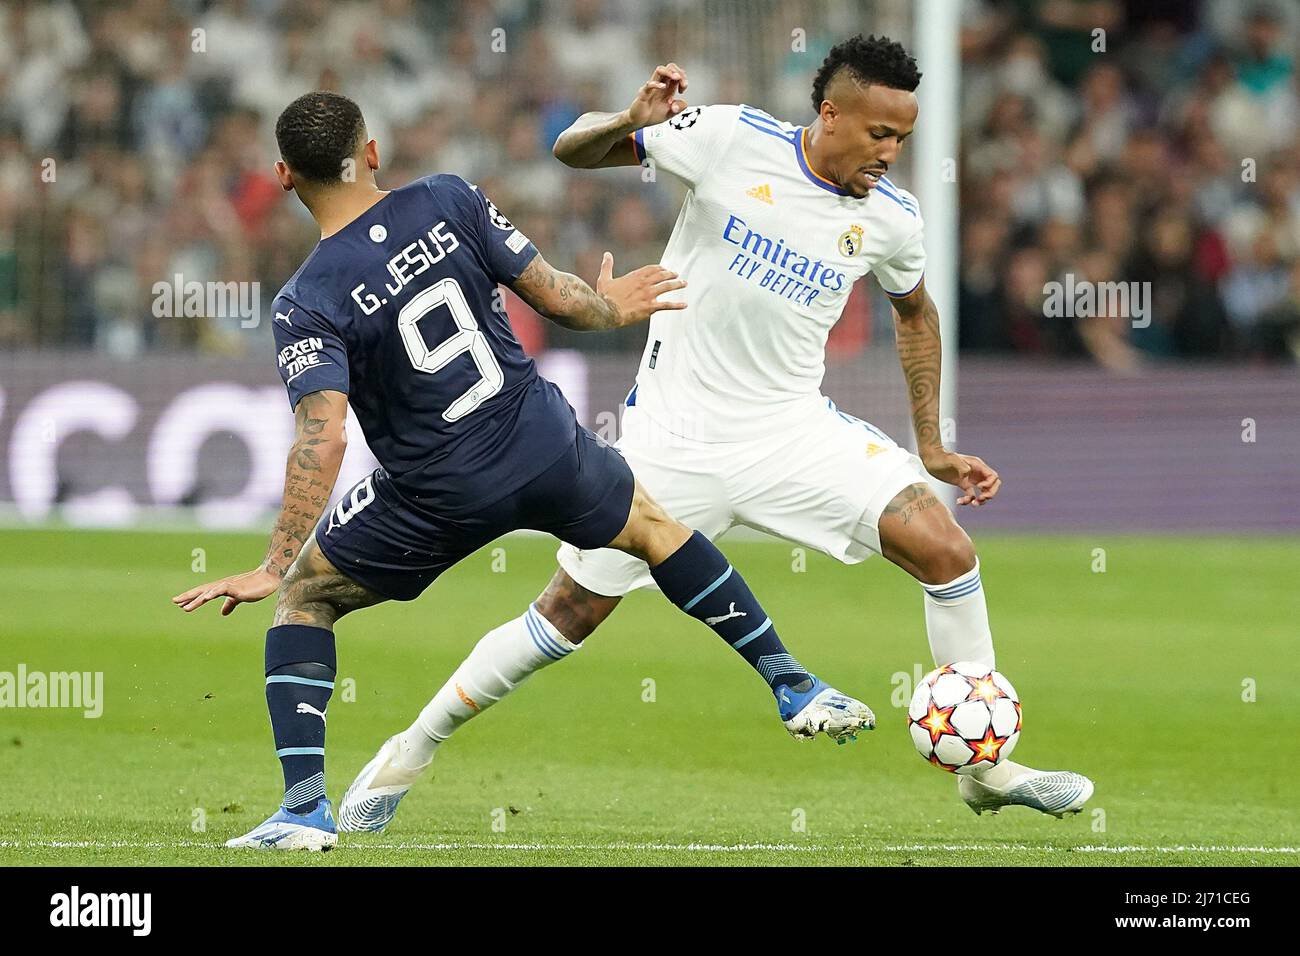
[338,735,430,832]
[224,798,338,851]
[959,761,1094,818]
[780,677,876,743]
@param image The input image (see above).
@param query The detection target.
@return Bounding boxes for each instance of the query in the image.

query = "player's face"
[826,82,918,198]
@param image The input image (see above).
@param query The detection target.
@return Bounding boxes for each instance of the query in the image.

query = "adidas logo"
[746,183,773,204]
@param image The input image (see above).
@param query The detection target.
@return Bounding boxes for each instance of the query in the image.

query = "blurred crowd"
[960,0,1300,366]
[0,0,1297,366]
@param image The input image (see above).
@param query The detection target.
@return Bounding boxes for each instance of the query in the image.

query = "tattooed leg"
[878,482,976,585]
[253,536,385,825]
[273,534,387,628]
[878,482,993,670]
[534,568,622,643]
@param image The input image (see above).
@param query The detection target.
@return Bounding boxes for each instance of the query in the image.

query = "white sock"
[920,558,995,670]
[920,560,1026,785]
[394,604,578,769]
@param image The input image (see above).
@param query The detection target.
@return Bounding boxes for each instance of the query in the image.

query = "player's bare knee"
[611,485,690,564]
[273,579,337,629]
[879,483,977,584]
[636,510,691,564]
[273,572,338,632]
[916,528,977,585]
[272,545,379,628]
[535,570,621,643]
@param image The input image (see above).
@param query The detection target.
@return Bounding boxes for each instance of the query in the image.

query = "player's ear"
[820,99,837,132]
[274,159,295,192]
[364,139,381,171]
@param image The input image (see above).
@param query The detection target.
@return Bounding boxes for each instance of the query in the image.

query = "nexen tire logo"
[277,336,327,382]
[277,337,324,366]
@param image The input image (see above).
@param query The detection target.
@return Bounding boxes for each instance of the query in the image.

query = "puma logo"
[296,701,327,724]
[275,308,295,325]
[704,602,747,626]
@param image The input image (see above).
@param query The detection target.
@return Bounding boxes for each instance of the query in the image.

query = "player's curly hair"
[275,91,366,183]
[810,34,922,113]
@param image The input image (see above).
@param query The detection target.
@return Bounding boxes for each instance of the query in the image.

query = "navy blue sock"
[650,531,812,693]
[264,624,336,814]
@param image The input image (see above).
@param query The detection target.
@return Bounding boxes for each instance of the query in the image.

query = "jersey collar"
[796,127,853,197]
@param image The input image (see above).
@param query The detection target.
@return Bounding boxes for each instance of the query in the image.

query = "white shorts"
[557,398,931,597]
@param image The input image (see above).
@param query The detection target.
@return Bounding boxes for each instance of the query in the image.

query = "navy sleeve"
[270,295,350,409]
[444,176,539,284]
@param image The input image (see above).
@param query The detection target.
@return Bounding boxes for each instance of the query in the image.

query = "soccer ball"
[907,662,1021,774]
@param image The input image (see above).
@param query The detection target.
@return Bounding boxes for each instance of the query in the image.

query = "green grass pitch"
[0,528,1296,867]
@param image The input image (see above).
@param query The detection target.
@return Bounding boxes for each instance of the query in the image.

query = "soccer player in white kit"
[342,35,1092,825]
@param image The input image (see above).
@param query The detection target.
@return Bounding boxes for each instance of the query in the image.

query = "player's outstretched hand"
[597,251,687,326]
[172,567,280,616]
[628,63,689,128]
[922,451,1002,507]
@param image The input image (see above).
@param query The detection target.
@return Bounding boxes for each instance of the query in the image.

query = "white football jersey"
[628,103,926,442]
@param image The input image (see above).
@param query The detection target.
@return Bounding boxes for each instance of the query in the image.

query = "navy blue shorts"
[315,426,634,601]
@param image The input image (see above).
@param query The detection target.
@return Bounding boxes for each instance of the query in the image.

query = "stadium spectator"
[1,0,1296,365]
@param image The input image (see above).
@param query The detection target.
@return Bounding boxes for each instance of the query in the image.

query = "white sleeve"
[633,104,741,188]
[875,206,927,298]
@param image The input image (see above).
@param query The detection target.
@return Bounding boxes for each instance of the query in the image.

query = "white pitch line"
[2,840,1297,854]
[877,843,1299,855]
[0,840,820,852]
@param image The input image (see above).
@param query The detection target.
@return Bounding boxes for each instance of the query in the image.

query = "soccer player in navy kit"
[172,92,873,850]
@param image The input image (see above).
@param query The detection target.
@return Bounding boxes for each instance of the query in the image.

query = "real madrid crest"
[838,224,864,257]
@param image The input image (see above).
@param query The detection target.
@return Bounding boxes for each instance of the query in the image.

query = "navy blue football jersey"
[270,174,576,516]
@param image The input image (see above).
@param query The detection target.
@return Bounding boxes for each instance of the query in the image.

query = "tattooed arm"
[553,63,690,168]
[172,389,348,614]
[890,281,1002,507]
[510,251,687,331]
